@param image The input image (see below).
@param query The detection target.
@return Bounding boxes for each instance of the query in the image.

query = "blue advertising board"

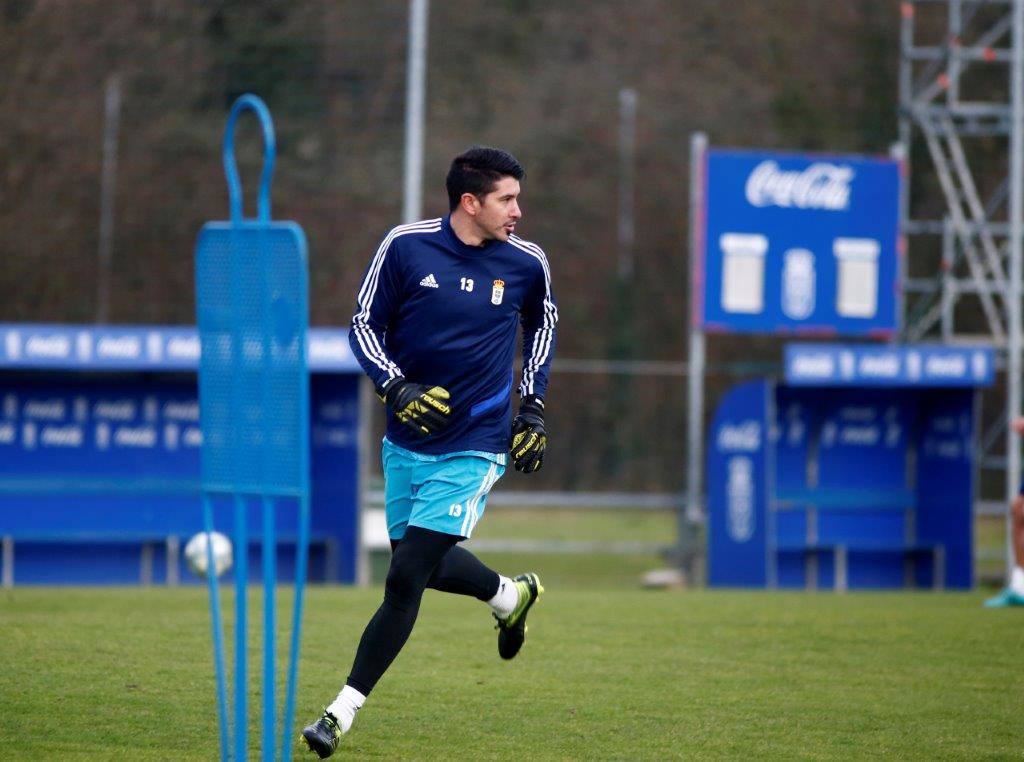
[0,374,361,584]
[785,343,994,387]
[708,379,978,590]
[707,380,769,587]
[0,324,364,586]
[695,148,901,336]
[0,324,359,373]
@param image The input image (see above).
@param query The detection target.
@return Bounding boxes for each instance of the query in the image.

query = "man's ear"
[460,192,480,216]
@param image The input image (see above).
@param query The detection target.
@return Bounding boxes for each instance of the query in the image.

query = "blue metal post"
[281,493,310,762]
[262,496,276,759]
[203,495,231,761]
[233,494,248,762]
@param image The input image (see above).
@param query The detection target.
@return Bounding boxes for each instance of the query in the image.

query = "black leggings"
[345,526,500,696]
[418,538,501,601]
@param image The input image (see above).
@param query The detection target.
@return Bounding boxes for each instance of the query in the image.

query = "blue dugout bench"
[772,488,945,591]
[708,344,994,591]
[0,324,364,586]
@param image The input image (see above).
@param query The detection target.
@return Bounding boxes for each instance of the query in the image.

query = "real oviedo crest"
[781,248,815,320]
[726,455,754,543]
[491,279,505,306]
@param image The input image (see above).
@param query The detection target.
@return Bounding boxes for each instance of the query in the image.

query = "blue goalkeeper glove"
[510,395,546,473]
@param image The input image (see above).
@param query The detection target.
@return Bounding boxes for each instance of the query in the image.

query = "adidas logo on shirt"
[419,274,439,288]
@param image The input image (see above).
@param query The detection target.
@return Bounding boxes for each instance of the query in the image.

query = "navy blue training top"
[348,216,558,455]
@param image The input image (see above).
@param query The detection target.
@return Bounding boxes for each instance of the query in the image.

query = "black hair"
[445,146,525,211]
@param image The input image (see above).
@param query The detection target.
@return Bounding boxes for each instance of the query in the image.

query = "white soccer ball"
[184,531,233,578]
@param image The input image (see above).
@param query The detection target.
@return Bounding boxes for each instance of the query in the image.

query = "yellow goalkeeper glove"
[379,378,453,437]
[510,395,546,473]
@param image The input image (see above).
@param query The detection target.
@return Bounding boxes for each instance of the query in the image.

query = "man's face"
[471,176,522,242]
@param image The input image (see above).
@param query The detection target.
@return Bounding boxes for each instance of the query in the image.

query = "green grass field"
[475,507,1010,579]
[3,584,1023,760]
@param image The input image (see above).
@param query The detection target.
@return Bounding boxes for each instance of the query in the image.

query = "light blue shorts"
[382,438,506,540]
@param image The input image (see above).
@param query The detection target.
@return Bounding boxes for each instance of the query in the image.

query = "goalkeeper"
[302,147,557,758]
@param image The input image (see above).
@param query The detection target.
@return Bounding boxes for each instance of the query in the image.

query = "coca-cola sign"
[716,420,762,452]
[698,147,899,335]
[744,160,854,211]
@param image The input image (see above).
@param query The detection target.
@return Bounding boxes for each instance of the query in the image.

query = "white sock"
[488,575,520,619]
[1011,566,1024,596]
[326,685,366,734]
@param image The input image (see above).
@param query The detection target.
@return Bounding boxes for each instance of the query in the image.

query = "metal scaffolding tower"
[898,0,1023,576]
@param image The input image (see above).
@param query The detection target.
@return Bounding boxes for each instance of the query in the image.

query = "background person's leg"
[1010,495,1024,596]
[1012,494,1024,568]
[987,493,1024,606]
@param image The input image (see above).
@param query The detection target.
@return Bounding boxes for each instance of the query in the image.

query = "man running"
[302,146,557,757]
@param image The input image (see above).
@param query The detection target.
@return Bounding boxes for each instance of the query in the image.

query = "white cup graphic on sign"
[720,233,768,314]
[834,237,879,318]
[781,248,815,320]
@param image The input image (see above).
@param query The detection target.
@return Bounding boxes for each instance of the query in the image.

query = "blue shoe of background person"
[984,588,1024,608]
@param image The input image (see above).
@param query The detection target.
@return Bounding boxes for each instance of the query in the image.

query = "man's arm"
[512,246,557,472]
[518,247,558,401]
[348,229,453,437]
[348,234,405,394]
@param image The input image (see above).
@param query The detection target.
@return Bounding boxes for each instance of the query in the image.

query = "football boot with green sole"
[300,709,342,759]
[495,572,544,660]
